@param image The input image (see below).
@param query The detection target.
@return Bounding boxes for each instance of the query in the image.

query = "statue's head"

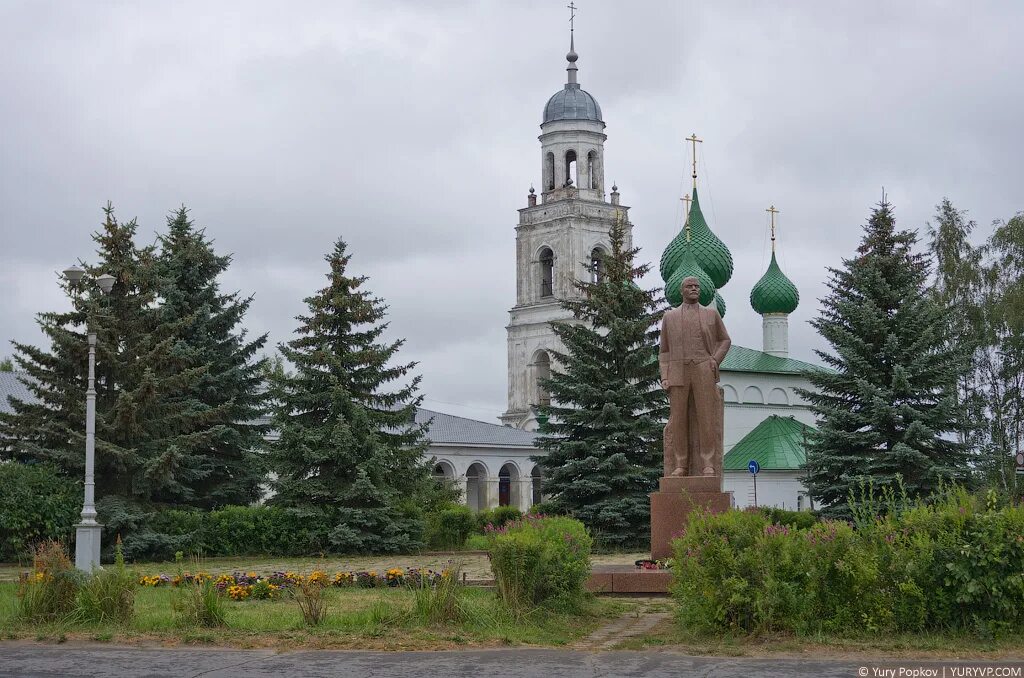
[681,276,700,305]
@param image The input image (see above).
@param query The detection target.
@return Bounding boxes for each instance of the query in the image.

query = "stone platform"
[650,475,732,560]
[585,563,672,595]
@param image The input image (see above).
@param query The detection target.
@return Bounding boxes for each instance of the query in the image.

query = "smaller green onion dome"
[710,290,726,318]
[666,242,716,307]
[750,252,799,315]
[659,188,734,289]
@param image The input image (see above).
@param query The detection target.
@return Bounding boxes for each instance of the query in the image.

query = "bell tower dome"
[500,25,633,430]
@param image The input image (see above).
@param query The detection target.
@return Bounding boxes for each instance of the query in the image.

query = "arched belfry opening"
[587,151,597,189]
[590,247,605,283]
[539,247,554,298]
[533,350,551,407]
[545,152,555,191]
[565,150,577,187]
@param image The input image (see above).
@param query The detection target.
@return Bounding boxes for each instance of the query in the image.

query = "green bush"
[120,505,334,561]
[760,506,818,530]
[476,506,523,532]
[0,463,80,562]
[671,489,1024,637]
[487,515,592,613]
[425,504,477,550]
[171,554,226,628]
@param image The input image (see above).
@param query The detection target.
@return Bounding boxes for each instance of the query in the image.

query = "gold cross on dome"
[686,133,703,187]
[766,205,780,252]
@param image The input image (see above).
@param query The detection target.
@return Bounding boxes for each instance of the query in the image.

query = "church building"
[489,31,825,512]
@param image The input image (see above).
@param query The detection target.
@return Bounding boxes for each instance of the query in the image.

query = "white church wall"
[724,470,809,511]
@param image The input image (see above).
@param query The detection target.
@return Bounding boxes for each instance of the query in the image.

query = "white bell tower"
[500,27,632,430]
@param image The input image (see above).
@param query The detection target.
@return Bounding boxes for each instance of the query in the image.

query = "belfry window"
[590,247,605,283]
[565,150,577,187]
[587,151,597,189]
[534,351,551,407]
[545,152,555,191]
[539,247,554,297]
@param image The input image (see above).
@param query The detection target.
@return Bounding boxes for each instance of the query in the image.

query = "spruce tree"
[0,204,207,536]
[154,207,268,508]
[800,200,970,515]
[268,238,443,553]
[533,217,667,548]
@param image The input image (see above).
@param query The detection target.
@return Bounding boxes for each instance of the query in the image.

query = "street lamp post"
[63,265,115,572]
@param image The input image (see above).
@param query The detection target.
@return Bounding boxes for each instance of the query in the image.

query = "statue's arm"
[659,315,670,386]
[712,311,731,365]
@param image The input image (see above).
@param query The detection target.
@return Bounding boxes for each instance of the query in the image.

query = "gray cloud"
[2,0,1021,421]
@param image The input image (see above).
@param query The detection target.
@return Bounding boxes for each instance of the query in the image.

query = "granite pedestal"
[650,475,732,560]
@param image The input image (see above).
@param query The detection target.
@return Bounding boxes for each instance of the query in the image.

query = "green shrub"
[18,540,83,622]
[0,463,80,562]
[671,489,1024,637]
[121,505,334,561]
[487,515,592,614]
[464,534,490,551]
[476,506,523,532]
[425,504,477,550]
[75,538,135,624]
[760,506,817,530]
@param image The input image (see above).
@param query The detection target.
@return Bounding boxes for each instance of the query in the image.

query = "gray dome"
[543,84,603,124]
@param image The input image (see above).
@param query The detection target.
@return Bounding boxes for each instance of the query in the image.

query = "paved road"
[1,645,1023,678]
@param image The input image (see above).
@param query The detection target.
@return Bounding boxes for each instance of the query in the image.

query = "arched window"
[565,150,577,187]
[590,247,605,283]
[498,463,520,508]
[465,462,488,512]
[535,351,551,407]
[539,247,554,297]
[545,152,555,191]
[587,151,597,189]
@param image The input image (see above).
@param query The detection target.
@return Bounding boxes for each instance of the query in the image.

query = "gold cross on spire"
[680,192,692,229]
[686,133,702,187]
[766,205,780,252]
[568,2,577,31]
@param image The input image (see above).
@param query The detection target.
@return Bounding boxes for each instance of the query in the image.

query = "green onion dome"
[665,241,716,307]
[659,187,734,289]
[750,252,799,315]
[710,290,726,318]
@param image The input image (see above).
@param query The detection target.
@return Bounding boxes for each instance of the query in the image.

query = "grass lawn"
[616,617,1024,659]
[0,581,630,650]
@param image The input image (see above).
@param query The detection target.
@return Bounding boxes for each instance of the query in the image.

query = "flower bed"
[135,567,450,601]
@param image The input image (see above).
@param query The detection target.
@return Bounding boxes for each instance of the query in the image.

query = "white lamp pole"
[63,265,115,572]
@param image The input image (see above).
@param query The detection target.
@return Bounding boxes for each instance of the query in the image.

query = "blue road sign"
[748,460,760,475]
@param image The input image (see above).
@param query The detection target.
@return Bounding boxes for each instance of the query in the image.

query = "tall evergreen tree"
[800,200,970,515]
[153,207,269,508]
[268,238,444,553]
[0,204,207,535]
[533,217,667,548]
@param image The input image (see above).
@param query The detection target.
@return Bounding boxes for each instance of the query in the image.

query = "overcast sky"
[1,1,1021,422]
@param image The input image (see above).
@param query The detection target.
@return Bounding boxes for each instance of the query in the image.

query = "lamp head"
[63,265,86,284]
[96,273,116,295]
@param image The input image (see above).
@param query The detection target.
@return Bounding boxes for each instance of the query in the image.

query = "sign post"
[748,460,760,508]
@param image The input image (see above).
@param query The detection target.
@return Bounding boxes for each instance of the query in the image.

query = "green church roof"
[665,239,716,307]
[719,345,825,375]
[659,188,734,289]
[750,252,800,315]
[724,415,815,471]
